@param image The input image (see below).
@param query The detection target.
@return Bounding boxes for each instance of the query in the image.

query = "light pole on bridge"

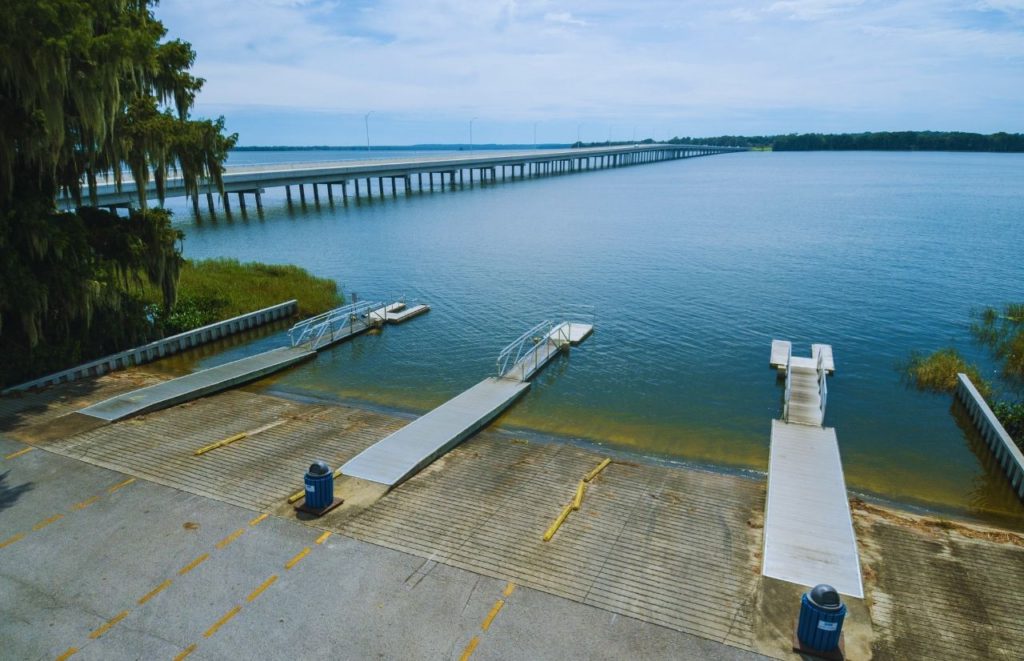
[364,111,374,152]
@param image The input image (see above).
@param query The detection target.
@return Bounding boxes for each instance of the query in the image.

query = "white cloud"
[156,0,1024,139]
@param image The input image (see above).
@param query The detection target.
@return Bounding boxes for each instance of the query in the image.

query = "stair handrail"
[783,349,793,423]
[817,350,828,423]
[496,320,556,378]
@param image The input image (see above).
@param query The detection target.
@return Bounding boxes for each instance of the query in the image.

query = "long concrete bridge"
[59,143,744,214]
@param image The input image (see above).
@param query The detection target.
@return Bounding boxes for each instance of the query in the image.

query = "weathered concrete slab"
[78,346,314,422]
[341,377,530,487]
[763,419,863,597]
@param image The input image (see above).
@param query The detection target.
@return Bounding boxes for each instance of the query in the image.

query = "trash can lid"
[307,460,331,476]
[809,584,842,610]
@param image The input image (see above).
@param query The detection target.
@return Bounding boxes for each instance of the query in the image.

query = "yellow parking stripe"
[71,496,100,511]
[459,636,480,661]
[215,528,245,550]
[137,579,173,605]
[32,513,64,531]
[178,553,209,576]
[172,644,196,661]
[285,547,311,570]
[107,478,135,494]
[88,610,129,639]
[4,446,34,460]
[315,531,332,545]
[55,647,78,661]
[481,599,504,631]
[249,513,268,527]
[0,533,26,550]
[203,605,241,638]
[246,575,278,603]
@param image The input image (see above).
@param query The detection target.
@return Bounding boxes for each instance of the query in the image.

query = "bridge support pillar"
[391,177,397,196]
[222,193,231,212]
[255,190,263,211]
[326,184,333,204]
[341,180,348,203]
[286,186,292,204]
[237,191,246,211]
[298,184,306,205]
[312,183,320,204]
[191,193,200,216]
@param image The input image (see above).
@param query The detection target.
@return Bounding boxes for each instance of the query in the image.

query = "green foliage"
[662,132,1024,152]
[0,0,237,386]
[903,348,992,399]
[971,304,1024,386]
[148,259,343,335]
[992,401,1024,451]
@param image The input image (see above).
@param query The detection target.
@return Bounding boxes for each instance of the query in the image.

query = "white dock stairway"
[762,341,863,598]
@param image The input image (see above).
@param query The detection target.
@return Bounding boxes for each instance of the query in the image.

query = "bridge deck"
[787,366,824,426]
[79,347,314,422]
[763,419,862,598]
[341,377,530,487]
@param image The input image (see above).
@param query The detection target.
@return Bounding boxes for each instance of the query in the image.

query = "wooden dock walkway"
[762,341,862,597]
[342,321,593,488]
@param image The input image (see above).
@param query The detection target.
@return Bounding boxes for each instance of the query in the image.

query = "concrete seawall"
[2,300,298,394]
[956,372,1024,501]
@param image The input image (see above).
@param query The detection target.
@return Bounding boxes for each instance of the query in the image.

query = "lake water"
[167,149,1024,527]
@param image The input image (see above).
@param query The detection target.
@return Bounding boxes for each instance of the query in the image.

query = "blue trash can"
[797,584,846,652]
[304,460,333,510]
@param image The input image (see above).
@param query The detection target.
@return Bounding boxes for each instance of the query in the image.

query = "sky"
[157,0,1024,146]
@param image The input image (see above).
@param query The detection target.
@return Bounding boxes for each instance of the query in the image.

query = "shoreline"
[257,381,1024,533]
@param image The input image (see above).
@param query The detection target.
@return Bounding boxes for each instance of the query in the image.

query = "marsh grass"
[903,348,992,399]
[146,258,343,334]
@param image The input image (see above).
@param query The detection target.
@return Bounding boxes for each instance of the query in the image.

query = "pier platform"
[343,320,593,488]
[763,420,862,597]
[370,301,430,324]
[341,377,530,487]
[79,347,314,422]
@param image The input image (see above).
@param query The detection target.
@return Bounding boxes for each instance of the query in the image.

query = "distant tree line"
[665,131,1024,152]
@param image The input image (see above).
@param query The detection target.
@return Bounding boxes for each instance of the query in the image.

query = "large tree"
[0,0,237,385]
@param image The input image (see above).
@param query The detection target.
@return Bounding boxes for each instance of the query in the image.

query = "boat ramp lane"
[340,320,594,489]
[78,300,420,424]
[762,341,863,598]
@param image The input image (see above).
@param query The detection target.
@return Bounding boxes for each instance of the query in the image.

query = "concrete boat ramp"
[341,320,593,488]
[762,340,863,598]
[79,300,425,423]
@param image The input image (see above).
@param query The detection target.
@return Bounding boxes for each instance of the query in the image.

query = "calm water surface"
[168,150,1024,527]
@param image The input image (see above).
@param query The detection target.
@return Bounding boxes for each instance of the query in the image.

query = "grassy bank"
[150,258,343,334]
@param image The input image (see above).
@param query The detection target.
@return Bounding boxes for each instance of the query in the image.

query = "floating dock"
[79,300,420,423]
[762,341,862,598]
[369,301,430,324]
[80,346,314,422]
[342,320,593,488]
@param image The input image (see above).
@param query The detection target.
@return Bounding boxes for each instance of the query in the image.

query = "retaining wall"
[955,373,1024,501]
[2,300,298,394]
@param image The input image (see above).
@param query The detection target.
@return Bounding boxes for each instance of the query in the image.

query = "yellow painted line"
[215,528,245,550]
[203,605,241,638]
[55,647,78,661]
[481,599,504,631]
[249,513,269,527]
[107,478,136,494]
[246,574,278,603]
[0,533,26,549]
[172,644,197,661]
[178,553,210,576]
[583,458,612,482]
[572,480,586,511]
[32,513,64,531]
[542,504,573,542]
[459,635,480,661]
[286,489,305,504]
[315,531,332,545]
[502,582,516,597]
[88,609,129,639]
[4,446,34,460]
[71,495,100,511]
[137,578,173,605]
[285,547,311,570]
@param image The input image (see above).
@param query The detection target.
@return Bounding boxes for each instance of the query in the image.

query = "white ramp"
[763,420,863,598]
[342,377,530,487]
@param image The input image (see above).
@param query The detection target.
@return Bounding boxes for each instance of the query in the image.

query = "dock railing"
[288,300,380,350]
[496,320,557,378]
[818,350,828,422]
[783,351,793,422]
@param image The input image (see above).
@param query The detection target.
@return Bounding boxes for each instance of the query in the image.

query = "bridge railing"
[817,351,828,423]
[783,351,793,422]
[288,300,380,350]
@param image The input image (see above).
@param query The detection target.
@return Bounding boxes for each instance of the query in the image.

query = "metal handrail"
[288,301,380,350]
[783,352,793,422]
[817,351,828,423]
[497,320,558,378]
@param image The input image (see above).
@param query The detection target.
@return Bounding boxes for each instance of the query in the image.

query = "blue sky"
[158,1,1024,146]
